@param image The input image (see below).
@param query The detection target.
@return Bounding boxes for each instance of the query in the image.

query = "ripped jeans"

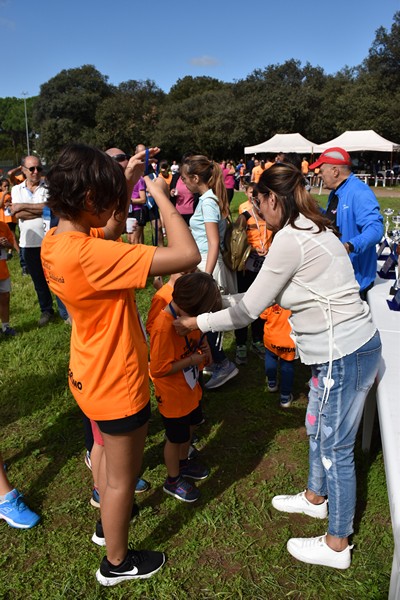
[305,330,381,538]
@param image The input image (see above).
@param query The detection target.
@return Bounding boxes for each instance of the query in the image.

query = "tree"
[0,96,37,159]
[94,79,165,151]
[33,65,112,160]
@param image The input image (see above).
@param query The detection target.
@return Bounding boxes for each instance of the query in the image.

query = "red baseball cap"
[309,147,352,170]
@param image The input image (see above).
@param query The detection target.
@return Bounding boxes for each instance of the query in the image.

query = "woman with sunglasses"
[174,162,381,570]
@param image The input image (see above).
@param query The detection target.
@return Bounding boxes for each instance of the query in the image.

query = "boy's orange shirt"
[261,304,296,361]
[41,228,157,420]
[239,200,272,251]
[150,309,202,418]
[146,282,174,336]
[0,221,13,279]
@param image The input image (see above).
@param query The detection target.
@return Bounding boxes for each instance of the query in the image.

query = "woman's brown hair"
[257,162,336,234]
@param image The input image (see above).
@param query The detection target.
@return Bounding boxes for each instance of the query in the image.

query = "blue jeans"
[264,347,295,397]
[306,330,381,538]
[21,247,54,314]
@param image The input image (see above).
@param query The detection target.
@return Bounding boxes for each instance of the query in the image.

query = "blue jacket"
[326,173,383,291]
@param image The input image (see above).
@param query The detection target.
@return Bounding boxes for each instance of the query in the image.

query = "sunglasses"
[111,153,131,163]
[25,166,43,173]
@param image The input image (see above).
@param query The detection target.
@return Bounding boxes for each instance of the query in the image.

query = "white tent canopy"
[316,130,400,152]
[244,133,323,155]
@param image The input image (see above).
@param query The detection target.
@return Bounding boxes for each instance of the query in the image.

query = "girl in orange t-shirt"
[150,273,221,503]
[261,304,296,409]
[41,144,200,586]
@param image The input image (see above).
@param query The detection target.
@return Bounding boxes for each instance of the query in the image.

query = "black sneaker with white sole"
[92,503,140,546]
[96,549,166,586]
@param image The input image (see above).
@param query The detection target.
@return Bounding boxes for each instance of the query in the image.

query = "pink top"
[175,177,194,215]
[223,168,235,189]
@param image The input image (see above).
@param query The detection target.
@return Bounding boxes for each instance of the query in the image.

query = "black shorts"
[96,401,151,435]
[128,206,149,227]
[161,404,203,444]
[148,207,160,221]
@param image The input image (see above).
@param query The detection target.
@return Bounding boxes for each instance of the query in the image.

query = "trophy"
[379,214,400,280]
[377,208,394,259]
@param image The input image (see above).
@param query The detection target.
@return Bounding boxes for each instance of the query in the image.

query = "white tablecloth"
[363,277,400,599]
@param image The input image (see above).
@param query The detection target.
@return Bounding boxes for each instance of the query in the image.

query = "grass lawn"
[0,191,399,599]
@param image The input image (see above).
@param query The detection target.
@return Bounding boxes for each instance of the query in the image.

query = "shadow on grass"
[138,356,310,549]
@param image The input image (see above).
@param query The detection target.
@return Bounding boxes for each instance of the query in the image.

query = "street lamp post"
[22,91,30,155]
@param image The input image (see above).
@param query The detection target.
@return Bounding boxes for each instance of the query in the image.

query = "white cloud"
[189,55,219,67]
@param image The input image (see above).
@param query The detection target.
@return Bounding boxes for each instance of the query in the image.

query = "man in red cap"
[309,147,383,299]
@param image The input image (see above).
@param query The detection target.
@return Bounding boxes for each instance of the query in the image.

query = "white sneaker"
[287,534,352,569]
[272,490,328,519]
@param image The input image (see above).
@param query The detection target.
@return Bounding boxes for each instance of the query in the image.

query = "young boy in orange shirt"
[261,304,296,408]
[150,272,221,502]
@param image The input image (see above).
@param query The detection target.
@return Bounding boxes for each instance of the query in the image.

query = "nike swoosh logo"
[110,567,139,576]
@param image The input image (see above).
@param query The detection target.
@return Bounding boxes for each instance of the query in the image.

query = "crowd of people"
[0,143,384,586]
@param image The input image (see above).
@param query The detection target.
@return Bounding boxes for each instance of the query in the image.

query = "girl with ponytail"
[181,155,238,390]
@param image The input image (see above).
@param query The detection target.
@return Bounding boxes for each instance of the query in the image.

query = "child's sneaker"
[180,462,209,481]
[266,379,279,393]
[235,344,247,365]
[251,340,265,359]
[2,326,17,336]
[90,487,100,508]
[204,360,238,390]
[135,478,150,494]
[163,476,200,502]
[84,450,92,471]
[280,393,293,408]
[96,548,166,586]
[92,503,140,546]
[0,489,40,529]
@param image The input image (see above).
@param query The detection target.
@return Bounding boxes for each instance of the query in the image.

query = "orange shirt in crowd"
[158,172,172,188]
[301,159,309,175]
[260,304,296,361]
[146,281,174,336]
[150,309,202,418]
[41,228,156,420]
[0,191,16,224]
[0,221,13,280]
[238,200,273,253]
[251,165,265,183]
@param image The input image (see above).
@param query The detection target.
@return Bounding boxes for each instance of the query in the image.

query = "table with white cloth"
[362,277,400,600]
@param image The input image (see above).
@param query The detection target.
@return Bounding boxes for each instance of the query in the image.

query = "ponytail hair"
[257,163,336,234]
[182,155,229,218]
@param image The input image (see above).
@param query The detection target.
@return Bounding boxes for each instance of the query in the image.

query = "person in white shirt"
[173,162,381,570]
[11,156,55,326]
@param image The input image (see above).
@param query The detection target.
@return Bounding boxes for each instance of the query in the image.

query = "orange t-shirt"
[0,192,16,224]
[150,309,202,418]
[158,173,172,188]
[146,282,174,336]
[251,165,265,183]
[261,304,296,361]
[0,221,13,279]
[238,200,272,252]
[41,228,157,420]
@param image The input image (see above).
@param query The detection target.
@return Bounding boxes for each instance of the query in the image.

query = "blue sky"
[1,0,399,99]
